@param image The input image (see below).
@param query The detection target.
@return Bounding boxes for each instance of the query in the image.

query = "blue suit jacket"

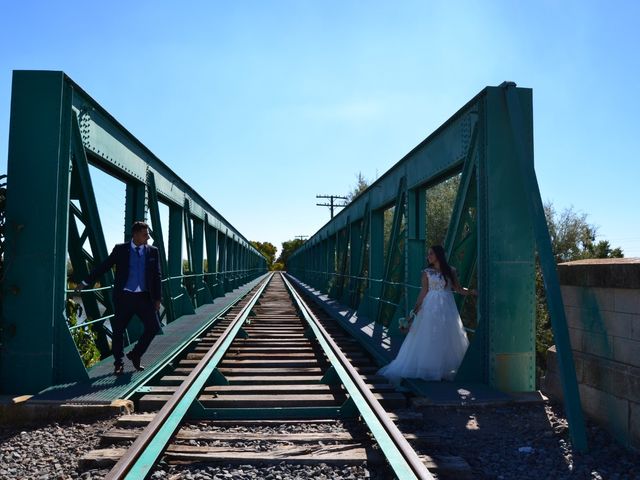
[84,243,162,303]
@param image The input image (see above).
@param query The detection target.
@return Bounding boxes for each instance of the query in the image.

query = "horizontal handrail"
[65,268,264,294]
[68,314,115,330]
[301,268,420,290]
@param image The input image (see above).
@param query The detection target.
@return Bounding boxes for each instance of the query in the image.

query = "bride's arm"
[452,268,477,296]
[412,271,429,313]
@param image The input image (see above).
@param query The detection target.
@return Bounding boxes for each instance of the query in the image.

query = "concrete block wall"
[543,258,640,450]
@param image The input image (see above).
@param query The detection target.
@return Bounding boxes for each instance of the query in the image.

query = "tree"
[536,201,624,383]
[347,172,369,202]
[426,174,461,247]
[544,202,623,263]
[589,240,623,259]
[277,238,306,269]
[251,241,277,270]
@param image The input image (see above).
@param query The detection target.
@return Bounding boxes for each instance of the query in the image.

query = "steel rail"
[105,272,273,480]
[121,274,269,400]
[282,273,434,480]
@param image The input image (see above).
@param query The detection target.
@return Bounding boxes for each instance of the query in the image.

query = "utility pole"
[294,235,308,241]
[316,194,348,219]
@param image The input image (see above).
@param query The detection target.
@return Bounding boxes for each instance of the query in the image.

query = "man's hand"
[155,300,161,311]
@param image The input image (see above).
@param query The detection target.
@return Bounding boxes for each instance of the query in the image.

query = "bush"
[66,298,101,368]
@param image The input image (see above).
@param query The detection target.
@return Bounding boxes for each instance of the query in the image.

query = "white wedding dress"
[378,267,469,383]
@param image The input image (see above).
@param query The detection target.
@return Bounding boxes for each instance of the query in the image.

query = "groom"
[76,221,162,375]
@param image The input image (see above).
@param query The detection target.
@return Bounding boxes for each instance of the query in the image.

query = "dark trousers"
[112,291,161,366]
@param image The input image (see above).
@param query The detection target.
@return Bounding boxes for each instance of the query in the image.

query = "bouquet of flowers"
[398,310,416,334]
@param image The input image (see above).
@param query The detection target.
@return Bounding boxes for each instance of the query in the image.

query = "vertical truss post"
[406,186,426,317]
[231,240,239,289]
[226,235,234,292]
[348,219,362,308]
[317,236,328,292]
[191,216,212,306]
[326,233,337,296]
[243,246,249,281]
[338,222,351,305]
[168,204,193,317]
[183,201,196,306]
[351,203,370,309]
[480,87,536,394]
[2,71,88,392]
[218,230,228,293]
[331,224,349,301]
[204,222,220,299]
[359,208,384,320]
[503,84,587,451]
[146,172,175,324]
[315,241,320,288]
[226,237,234,291]
[124,182,146,242]
[316,237,322,290]
[315,240,324,291]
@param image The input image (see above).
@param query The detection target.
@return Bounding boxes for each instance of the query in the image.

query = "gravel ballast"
[0,401,638,479]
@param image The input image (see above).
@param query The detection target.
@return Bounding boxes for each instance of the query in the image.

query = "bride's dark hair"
[429,245,453,286]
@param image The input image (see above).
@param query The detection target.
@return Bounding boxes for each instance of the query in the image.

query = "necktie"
[135,246,141,256]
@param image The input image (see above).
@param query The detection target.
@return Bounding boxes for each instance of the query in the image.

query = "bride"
[378,245,477,383]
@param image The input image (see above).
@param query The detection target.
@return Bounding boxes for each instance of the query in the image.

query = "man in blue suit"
[77,221,162,375]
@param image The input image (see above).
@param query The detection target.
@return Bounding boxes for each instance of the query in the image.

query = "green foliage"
[544,202,624,262]
[251,241,277,270]
[347,172,369,202]
[66,298,101,368]
[535,201,624,383]
[272,262,284,271]
[426,174,461,247]
[277,238,306,269]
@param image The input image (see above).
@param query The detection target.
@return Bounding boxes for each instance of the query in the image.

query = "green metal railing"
[64,267,263,338]
[296,269,477,334]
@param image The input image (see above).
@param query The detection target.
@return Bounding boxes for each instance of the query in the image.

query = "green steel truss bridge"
[0,71,586,450]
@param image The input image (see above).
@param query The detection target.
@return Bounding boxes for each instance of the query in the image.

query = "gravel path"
[402,402,639,479]
[0,401,637,479]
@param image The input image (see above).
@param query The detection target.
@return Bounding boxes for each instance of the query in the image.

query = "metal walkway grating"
[32,275,267,405]
[288,275,512,406]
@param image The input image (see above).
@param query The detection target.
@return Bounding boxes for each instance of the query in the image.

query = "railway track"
[80,272,459,479]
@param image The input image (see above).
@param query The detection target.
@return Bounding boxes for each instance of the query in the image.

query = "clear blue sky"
[1,1,639,257]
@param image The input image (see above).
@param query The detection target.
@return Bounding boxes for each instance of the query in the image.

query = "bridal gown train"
[378,268,469,383]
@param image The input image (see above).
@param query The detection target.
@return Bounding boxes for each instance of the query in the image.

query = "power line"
[316,194,348,219]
